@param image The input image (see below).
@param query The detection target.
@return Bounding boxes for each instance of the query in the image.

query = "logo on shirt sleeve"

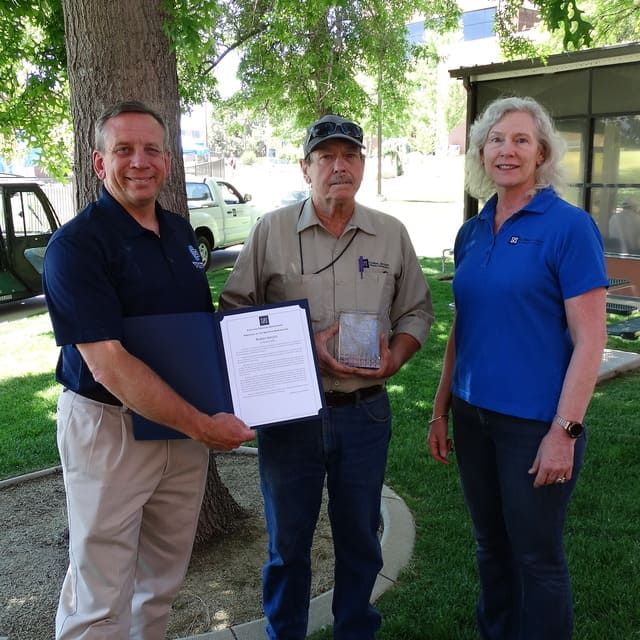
[188,245,206,269]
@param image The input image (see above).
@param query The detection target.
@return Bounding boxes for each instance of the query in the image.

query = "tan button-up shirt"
[219,199,434,392]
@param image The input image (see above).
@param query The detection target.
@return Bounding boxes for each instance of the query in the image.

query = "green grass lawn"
[1,258,639,639]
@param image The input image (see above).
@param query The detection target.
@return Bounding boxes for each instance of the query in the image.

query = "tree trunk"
[61,0,243,543]
[194,452,249,545]
[61,0,187,216]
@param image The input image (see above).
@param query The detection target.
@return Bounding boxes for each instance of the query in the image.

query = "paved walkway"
[598,348,640,383]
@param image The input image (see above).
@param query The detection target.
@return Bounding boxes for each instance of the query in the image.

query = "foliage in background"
[406,50,442,154]
[0,0,71,179]
[206,106,257,159]
[163,0,261,106]
[495,0,594,59]
[582,0,640,44]
[4,0,639,177]
[236,0,458,134]
[167,0,460,149]
[496,0,640,60]
[534,0,594,48]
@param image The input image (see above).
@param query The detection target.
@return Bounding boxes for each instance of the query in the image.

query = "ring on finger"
[555,476,567,484]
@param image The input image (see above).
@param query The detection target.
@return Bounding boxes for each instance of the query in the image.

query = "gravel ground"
[0,451,334,640]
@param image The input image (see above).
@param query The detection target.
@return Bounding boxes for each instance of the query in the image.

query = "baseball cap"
[303,114,365,158]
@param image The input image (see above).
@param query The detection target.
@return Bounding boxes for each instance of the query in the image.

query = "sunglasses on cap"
[306,121,364,145]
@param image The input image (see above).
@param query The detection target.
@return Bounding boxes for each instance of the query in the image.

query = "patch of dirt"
[0,451,334,640]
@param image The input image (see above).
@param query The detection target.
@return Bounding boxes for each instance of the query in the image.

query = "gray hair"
[94,101,169,152]
[465,96,567,199]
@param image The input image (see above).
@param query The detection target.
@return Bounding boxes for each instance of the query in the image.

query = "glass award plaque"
[338,311,381,369]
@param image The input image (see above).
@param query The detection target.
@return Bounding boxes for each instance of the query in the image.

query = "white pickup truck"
[186,176,262,270]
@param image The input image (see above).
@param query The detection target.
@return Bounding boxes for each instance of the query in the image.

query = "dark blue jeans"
[452,396,586,640]
[257,390,391,640]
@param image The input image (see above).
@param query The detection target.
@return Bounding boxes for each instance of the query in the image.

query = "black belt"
[70,387,123,407]
[324,385,385,408]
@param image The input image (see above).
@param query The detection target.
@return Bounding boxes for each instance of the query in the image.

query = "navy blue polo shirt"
[43,187,213,402]
[451,187,608,422]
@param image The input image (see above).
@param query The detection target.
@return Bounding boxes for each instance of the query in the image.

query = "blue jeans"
[257,390,391,640]
[452,396,586,640]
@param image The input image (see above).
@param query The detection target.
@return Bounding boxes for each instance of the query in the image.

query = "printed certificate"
[122,300,325,439]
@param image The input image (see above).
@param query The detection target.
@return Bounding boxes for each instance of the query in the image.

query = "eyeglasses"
[306,121,364,145]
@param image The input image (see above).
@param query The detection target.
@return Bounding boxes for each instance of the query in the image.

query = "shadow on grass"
[0,371,58,479]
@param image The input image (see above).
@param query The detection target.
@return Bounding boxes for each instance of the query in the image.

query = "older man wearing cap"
[220,114,433,640]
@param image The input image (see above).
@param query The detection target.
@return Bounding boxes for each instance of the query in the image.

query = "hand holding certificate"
[122,300,325,439]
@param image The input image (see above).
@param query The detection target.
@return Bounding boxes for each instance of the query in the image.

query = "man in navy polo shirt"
[43,101,253,640]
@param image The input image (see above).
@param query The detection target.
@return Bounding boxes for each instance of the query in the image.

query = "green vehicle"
[0,175,60,304]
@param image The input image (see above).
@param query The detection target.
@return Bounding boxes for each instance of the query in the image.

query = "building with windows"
[450,41,640,294]
[407,1,543,153]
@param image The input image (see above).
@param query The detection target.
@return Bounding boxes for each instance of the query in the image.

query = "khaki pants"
[55,390,209,640]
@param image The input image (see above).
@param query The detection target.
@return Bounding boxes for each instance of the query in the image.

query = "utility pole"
[376,59,383,200]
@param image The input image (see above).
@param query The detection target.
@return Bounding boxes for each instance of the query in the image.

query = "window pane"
[563,185,582,209]
[462,8,496,41]
[592,115,640,184]
[591,187,640,256]
[219,182,240,205]
[10,191,50,237]
[556,118,586,188]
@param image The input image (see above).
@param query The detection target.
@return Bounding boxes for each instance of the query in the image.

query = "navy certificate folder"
[121,300,324,440]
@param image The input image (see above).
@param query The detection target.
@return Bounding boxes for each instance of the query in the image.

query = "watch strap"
[554,414,583,438]
[554,414,572,429]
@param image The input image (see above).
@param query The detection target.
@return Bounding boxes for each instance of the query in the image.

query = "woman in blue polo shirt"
[428,96,608,640]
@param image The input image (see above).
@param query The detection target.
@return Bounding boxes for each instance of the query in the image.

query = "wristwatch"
[554,415,584,439]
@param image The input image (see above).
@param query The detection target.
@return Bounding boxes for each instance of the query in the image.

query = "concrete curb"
[0,445,258,490]
[177,480,415,640]
[0,464,62,489]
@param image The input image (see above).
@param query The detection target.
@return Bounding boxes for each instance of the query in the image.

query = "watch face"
[567,422,584,438]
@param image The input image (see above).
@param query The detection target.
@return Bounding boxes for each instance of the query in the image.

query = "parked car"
[277,189,310,208]
[260,188,310,213]
[186,176,262,270]
[182,139,210,162]
[0,175,60,303]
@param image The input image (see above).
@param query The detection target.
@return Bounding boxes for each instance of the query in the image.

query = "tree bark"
[194,452,249,545]
[61,0,187,215]
[61,0,243,544]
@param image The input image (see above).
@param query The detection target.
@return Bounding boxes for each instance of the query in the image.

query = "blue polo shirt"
[43,187,213,403]
[451,187,608,422]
